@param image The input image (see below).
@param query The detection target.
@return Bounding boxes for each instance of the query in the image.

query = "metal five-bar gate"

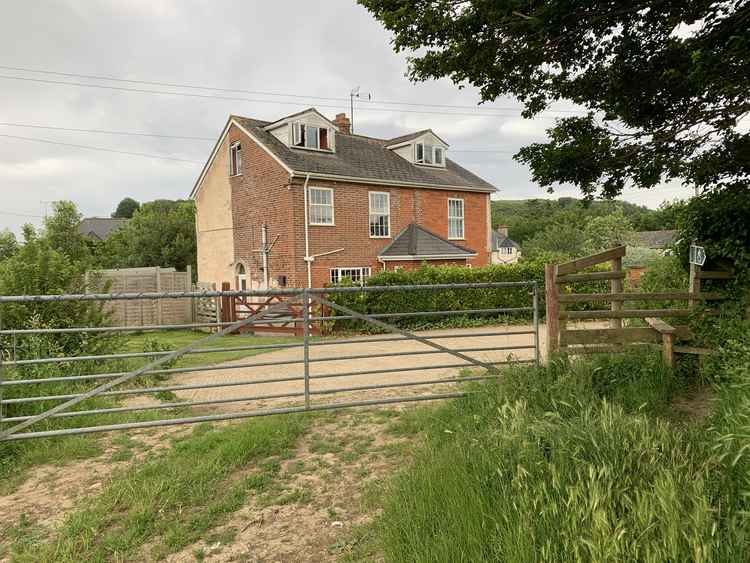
[0,282,539,442]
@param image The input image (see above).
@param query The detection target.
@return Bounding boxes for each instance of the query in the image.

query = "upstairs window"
[415,142,445,166]
[330,267,371,285]
[448,198,464,239]
[229,142,242,176]
[309,187,334,225]
[292,123,332,151]
[369,191,390,238]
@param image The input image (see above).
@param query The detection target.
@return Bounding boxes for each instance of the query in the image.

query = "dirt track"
[127,325,546,413]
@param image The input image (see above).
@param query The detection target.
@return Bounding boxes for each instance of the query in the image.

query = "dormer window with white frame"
[415,142,445,167]
[292,122,334,152]
[229,142,242,176]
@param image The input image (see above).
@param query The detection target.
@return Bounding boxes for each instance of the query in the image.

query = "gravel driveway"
[124,325,546,413]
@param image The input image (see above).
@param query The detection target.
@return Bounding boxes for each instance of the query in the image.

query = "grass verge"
[0,330,302,490]
[6,413,312,562]
[369,345,750,562]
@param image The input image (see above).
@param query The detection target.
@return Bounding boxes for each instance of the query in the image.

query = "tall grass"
[378,347,750,562]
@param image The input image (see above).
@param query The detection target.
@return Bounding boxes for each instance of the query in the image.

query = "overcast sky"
[0,0,695,235]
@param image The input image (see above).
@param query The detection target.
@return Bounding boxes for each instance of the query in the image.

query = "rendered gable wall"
[194,133,235,288]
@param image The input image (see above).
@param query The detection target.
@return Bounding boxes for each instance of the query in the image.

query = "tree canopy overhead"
[112,197,140,219]
[359,0,750,198]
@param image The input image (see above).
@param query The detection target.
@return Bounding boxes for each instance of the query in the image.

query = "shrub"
[326,261,612,332]
[677,185,750,279]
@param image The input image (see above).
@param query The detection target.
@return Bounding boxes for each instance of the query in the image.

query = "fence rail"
[545,246,734,364]
[0,282,539,441]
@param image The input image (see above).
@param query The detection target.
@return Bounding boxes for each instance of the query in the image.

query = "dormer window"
[292,123,332,151]
[415,142,445,167]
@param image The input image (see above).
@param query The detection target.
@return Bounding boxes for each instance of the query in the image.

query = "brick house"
[190,108,497,289]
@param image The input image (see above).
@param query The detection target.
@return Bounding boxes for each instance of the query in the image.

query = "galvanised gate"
[0,282,539,442]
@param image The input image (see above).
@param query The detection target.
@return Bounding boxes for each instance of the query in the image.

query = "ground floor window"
[236,263,247,290]
[497,247,514,255]
[330,267,372,285]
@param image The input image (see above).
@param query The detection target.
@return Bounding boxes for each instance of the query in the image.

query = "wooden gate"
[544,246,732,365]
[218,282,321,336]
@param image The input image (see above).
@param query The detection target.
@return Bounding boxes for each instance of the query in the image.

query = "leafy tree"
[0,225,109,350]
[361,1,750,198]
[104,200,196,273]
[43,200,92,266]
[0,229,18,262]
[583,211,638,253]
[522,223,588,260]
[112,197,140,219]
[676,185,750,275]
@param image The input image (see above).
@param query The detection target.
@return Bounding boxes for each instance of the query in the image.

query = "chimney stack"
[333,113,351,134]
[496,225,509,237]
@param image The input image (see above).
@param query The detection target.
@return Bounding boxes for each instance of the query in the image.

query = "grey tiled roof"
[491,230,520,250]
[78,218,128,241]
[636,230,678,249]
[378,223,476,258]
[233,116,495,192]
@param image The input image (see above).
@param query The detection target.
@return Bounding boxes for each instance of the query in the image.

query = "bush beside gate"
[326,261,608,332]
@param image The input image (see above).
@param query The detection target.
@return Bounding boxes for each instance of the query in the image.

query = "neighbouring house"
[78,217,128,241]
[490,225,521,265]
[190,108,497,289]
[627,230,679,286]
[636,230,678,249]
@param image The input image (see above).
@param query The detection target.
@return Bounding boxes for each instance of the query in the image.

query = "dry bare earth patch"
[0,407,418,562]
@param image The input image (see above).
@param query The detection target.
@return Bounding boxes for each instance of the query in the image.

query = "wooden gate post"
[689,262,701,309]
[611,256,623,330]
[545,264,559,360]
[220,282,232,325]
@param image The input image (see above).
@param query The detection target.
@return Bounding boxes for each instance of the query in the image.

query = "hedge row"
[325,261,608,332]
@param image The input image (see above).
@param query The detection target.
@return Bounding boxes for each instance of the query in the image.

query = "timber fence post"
[544,264,559,361]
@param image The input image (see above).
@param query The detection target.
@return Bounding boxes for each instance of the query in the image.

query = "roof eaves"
[293,171,497,193]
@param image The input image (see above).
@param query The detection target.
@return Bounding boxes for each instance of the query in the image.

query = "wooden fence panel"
[87,267,193,327]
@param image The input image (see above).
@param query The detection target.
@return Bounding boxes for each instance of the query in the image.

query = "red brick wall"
[290,178,490,287]
[227,124,301,289]
[225,125,490,289]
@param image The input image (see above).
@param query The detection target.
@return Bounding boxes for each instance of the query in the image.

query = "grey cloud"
[0,0,678,235]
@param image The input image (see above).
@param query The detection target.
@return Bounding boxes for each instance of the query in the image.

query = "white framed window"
[292,122,332,151]
[415,142,445,166]
[229,142,242,176]
[236,263,247,290]
[448,198,464,239]
[498,247,514,255]
[309,187,334,225]
[330,267,372,285]
[369,191,390,238]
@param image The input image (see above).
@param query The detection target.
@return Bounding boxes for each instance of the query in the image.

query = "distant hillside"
[490,197,679,243]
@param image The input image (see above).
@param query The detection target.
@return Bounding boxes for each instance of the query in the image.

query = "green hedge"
[325,261,607,332]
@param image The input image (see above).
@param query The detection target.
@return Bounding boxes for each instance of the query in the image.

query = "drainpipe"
[303,174,312,288]
[261,223,269,289]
